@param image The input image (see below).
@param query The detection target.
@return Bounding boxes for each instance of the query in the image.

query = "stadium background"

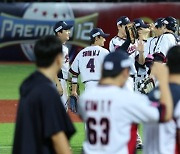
[0,2,180,154]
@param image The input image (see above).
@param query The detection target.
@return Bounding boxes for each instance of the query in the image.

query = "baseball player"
[144,18,164,72]
[69,28,109,97]
[154,16,178,59]
[78,50,173,154]
[53,21,73,110]
[133,18,150,83]
[143,45,180,154]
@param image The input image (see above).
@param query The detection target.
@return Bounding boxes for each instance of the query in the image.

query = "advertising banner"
[0,3,179,61]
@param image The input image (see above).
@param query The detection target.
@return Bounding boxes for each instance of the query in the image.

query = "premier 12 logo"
[0,13,98,48]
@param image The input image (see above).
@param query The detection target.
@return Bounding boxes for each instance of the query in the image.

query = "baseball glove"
[68,95,78,113]
[125,22,138,44]
[137,77,155,94]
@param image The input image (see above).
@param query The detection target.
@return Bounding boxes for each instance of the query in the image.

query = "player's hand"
[148,23,155,31]
[151,62,169,82]
[71,91,78,99]
[136,40,144,53]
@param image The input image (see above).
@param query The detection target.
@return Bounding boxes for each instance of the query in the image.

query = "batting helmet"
[163,16,177,32]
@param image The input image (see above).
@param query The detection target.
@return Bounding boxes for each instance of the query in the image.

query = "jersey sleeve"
[122,93,162,124]
[69,53,80,76]
[40,84,76,139]
[109,39,115,52]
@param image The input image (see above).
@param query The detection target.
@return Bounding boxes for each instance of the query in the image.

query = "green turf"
[0,64,36,99]
[0,123,85,154]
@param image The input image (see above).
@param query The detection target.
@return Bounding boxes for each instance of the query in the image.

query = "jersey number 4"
[87,117,110,145]
[86,58,95,72]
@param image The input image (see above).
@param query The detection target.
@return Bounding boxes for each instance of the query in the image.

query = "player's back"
[77,46,109,82]
[79,85,156,154]
[155,33,176,56]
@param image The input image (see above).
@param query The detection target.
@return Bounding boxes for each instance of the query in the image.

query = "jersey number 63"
[87,117,110,145]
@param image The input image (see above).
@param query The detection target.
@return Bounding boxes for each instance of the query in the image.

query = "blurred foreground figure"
[13,35,75,154]
[144,46,180,154]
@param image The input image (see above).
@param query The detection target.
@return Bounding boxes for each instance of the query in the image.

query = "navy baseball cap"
[154,18,164,28]
[102,50,132,77]
[53,21,73,33]
[134,18,149,28]
[90,28,110,39]
[117,16,130,25]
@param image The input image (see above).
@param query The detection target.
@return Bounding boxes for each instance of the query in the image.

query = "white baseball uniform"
[144,84,180,154]
[154,33,177,56]
[70,45,109,89]
[79,85,166,154]
[59,45,69,108]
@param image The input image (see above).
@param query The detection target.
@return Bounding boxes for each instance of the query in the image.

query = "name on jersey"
[85,100,111,112]
[83,50,100,57]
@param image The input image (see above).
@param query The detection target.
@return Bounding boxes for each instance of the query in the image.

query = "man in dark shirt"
[13,35,76,154]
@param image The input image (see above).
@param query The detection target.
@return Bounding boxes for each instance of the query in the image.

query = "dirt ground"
[0,100,82,123]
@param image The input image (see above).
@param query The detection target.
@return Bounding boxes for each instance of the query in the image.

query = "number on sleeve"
[86,58,95,72]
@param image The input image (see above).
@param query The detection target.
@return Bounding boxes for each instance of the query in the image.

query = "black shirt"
[13,71,76,154]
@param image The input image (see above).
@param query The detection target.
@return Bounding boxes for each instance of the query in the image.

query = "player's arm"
[69,54,80,98]
[136,40,145,65]
[55,76,63,96]
[71,76,78,98]
[151,62,173,121]
[52,131,72,154]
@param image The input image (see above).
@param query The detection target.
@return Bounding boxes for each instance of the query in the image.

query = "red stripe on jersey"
[175,129,180,154]
[128,124,137,154]
[69,68,79,76]
[158,104,166,122]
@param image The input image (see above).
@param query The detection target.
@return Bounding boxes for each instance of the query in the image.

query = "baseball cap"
[90,28,110,39]
[134,18,149,28]
[102,50,132,77]
[53,21,73,33]
[117,16,130,25]
[154,18,164,28]
[162,16,177,32]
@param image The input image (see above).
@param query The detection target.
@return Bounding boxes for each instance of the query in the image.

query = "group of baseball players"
[54,16,179,154]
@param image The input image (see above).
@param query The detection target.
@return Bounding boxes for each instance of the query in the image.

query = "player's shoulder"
[161,33,176,40]
[97,46,109,53]
[147,37,157,43]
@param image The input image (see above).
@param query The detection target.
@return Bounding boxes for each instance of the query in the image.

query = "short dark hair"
[34,35,62,68]
[167,46,180,74]
[90,35,101,45]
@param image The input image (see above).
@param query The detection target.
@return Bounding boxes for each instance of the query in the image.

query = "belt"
[130,75,135,78]
[58,78,68,81]
[84,80,99,83]
[137,74,146,78]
